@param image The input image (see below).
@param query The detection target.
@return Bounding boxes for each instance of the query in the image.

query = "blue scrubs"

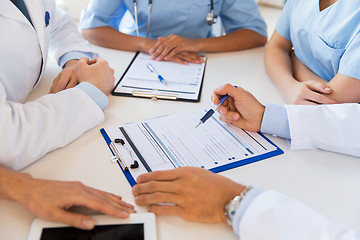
[80,0,267,39]
[276,0,360,81]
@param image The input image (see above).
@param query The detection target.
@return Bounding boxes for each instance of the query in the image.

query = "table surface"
[1,44,360,240]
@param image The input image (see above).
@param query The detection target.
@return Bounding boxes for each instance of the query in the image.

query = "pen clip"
[109,140,131,171]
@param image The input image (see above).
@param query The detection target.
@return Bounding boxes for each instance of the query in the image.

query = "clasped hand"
[149,34,204,65]
[50,57,115,96]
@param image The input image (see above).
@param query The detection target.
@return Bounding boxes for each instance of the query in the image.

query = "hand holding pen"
[196,85,238,128]
[202,84,265,132]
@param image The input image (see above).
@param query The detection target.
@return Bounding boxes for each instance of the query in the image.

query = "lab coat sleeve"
[286,104,360,157]
[238,190,360,240]
[0,85,104,171]
[49,6,97,65]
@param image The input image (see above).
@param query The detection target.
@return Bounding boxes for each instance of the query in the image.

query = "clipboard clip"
[109,138,139,171]
[132,90,179,101]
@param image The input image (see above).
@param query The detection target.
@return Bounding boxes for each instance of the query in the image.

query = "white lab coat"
[0,0,104,170]
[239,190,360,240]
[286,104,360,157]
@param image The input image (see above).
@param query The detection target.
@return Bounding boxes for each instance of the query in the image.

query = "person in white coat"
[132,84,360,239]
[0,0,115,170]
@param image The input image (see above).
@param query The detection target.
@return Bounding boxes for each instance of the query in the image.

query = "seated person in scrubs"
[0,165,134,230]
[265,0,360,104]
[79,0,267,64]
[132,84,360,240]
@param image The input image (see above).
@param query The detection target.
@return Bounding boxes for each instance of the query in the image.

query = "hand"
[12,174,135,230]
[211,84,265,132]
[132,167,245,223]
[76,57,115,95]
[286,80,338,105]
[50,59,80,93]
[165,51,205,65]
[149,35,200,62]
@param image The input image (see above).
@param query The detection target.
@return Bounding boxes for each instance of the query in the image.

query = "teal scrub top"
[276,0,360,81]
[79,0,267,39]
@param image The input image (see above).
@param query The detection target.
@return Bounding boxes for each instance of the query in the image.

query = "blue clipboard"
[100,127,283,187]
[101,128,137,186]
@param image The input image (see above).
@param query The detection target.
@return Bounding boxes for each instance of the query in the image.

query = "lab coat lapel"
[24,0,47,87]
[0,0,30,25]
[25,0,46,54]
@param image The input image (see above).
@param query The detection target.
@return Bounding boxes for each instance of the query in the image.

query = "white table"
[1,46,360,240]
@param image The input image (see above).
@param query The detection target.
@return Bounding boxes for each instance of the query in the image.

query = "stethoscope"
[133,0,218,38]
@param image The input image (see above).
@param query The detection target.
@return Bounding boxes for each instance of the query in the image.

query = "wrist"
[194,38,205,52]
[64,59,79,69]
[0,168,30,202]
[225,186,253,226]
[141,38,157,53]
[220,183,246,222]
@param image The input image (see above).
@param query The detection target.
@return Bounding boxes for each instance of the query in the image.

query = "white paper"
[114,53,206,100]
[104,109,280,182]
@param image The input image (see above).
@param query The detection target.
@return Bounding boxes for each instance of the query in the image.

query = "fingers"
[304,90,338,104]
[148,204,184,217]
[218,111,240,123]
[169,52,204,64]
[134,191,179,206]
[50,68,78,93]
[46,209,96,230]
[136,169,181,183]
[307,81,332,94]
[73,185,134,219]
[213,84,242,102]
[132,180,178,198]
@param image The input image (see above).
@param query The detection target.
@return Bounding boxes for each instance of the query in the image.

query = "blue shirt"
[79,0,267,39]
[276,0,360,81]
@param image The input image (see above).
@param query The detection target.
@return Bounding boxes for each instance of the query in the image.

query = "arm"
[264,31,336,105]
[81,26,156,53]
[0,58,114,170]
[132,167,360,240]
[49,6,97,64]
[291,52,360,103]
[238,190,360,240]
[0,165,134,230]
[212,84,360,157]
[285,103,360,157]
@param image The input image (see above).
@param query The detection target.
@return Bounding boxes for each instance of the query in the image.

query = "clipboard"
[100,109,283,187]
[111,52,206,102]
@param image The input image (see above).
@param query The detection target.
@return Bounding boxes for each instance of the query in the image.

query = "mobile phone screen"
[40,223,144,240]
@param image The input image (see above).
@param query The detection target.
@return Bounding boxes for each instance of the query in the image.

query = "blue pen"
[147,63,166,85]
[195,86,237,128]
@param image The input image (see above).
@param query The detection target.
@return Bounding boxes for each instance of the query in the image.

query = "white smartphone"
[26,213,157,240]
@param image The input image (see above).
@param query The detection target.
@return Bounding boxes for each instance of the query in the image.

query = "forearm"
[264,42,297,98]
[0,166,28,201]
[290,51,327,84]
[325,74,360,103]
[238,190,360,240]
[81,27,156,53]
[195,29,266,53]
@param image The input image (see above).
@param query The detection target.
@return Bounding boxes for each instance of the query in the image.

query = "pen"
[195,95,229,128]
[147,63,166,85]
[195,86,237,128]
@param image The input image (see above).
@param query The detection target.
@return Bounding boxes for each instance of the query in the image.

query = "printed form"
[103,109,282,182]
[113,53,206,100]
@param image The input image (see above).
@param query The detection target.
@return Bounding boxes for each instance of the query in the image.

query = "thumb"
[307,81,332,94]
